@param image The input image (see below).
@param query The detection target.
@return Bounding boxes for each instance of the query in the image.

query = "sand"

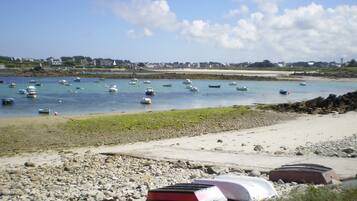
[1,111,356,178]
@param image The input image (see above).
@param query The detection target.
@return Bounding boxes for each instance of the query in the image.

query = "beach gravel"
[0,152,305,201]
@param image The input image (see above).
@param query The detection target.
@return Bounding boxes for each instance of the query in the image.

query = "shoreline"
[2,68,357,82]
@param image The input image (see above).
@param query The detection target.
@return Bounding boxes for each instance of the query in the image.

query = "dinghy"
[194,175,278,201]
[2,98,14,105]
[140,97,152,104]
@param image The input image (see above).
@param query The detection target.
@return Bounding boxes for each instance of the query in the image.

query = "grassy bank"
[275,186,357,201]
[0,106,295,156]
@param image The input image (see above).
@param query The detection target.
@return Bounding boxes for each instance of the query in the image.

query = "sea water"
[1,76,357,117]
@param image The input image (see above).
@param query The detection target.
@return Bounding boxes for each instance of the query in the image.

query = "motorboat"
[26,86,37,93]
[74,77,81,82]
[35,83,42,86]
[131,78,138,82]
[145,87,155,96]
[279,90,288,95]
[29,80,37,84]
[27,91,37,98]
[9,82,16,88]
[299,82,307,86]
[143,80,151,84]
[108,85,118,92]
[229,81,237,86]
[38,107,50,115]
[129,81,137,85]
[209,85,221,88]
[183,79,192,85]
[236,86,248,91]
[58,80,68,85]
[18,89,27,94]
[194,175,278,201]
[2,98,14,105]
[186,85,193,89]
[190,86,199,92]
[162,84,172,87]
[0,80,4,84]
[140,97,152,104]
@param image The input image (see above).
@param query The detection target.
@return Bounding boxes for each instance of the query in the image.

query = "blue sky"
[0,0,356,62]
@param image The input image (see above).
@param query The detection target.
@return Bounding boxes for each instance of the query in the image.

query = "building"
[94,58,114,67]
[46,57,62,66]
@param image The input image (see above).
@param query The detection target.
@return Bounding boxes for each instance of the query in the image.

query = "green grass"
[275,186,357,201]
[65,106,251,134]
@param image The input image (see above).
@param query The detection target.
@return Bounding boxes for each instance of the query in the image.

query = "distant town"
[0,55,356,69]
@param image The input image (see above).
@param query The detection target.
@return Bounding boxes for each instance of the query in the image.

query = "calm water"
[1,76,357,117]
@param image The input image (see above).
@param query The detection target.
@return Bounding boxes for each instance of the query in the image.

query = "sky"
[0,0,356,62]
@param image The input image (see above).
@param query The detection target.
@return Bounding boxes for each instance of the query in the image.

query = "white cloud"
[106,0,357,60]
[224,5,250,18]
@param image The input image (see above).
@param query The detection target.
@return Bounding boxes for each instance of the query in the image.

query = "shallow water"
[0,76,357,117]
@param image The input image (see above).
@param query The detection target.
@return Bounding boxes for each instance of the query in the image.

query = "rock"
[330,179,342,185]
[274,151,285,155]
[253,145,264,152]
[241,143,246,146]
[249,169,261,177]
[342,147,355,154]
[313,150,322,155]
[277,179,285,184]
[24,161,35,167]
[295,151,304,156]
[217,139,223,143]
[96,191,105,200]
[205,166,226,175]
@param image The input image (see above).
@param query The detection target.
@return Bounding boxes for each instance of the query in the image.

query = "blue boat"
[2,98,15,105]
[279,90,288,95]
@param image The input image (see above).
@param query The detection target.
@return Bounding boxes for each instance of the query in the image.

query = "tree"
[347,59,357,67]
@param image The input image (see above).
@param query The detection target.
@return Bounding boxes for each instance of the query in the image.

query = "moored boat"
[183,79,192,85]
[2,98,14,105]
[140,97,152,104]
[58,80,68,85]
[186,85,193,89]
[299,82,307,86]
[26,91,37,98]
[129,81,137,85]
[38,107,50,115]
[208,85,221,88]
[108,85,118,92]
[162,84,172,87]
[9,82,16,88]
[279,89,288,95]
[74,77,81,82]
[190,86,199,92]
[236,86,248,91]
[145,87,155,96]
[18,89,27,94]
[35,83,42,86]
[0,80,4,84]
[29,80,37,84]
[229,81,237,86]
[143,80,151,84]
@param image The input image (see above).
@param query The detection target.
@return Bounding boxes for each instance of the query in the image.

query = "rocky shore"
[294,134,357,158]
[270,90,357,114]
[0,152,307,201]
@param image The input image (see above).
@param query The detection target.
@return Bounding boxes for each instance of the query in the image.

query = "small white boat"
[29,80,37,84]
[145,87,155,96]
[131,78,138,82]
[140,97,152,104]
[143,80,151,84]
[186,85,193,89]
[38,108,50,115]
[108,85,118,92]
[229,81,238,86]
[183,79,192,85]
[299,82,307,86]
[59,80,68,85]
[74,77,81,82]
[236,86,248,91]
[129,81,137,85]
[9,82,16,88]
[194,175,278,201]
[18,89,27,94]
[190,86,199,92]
[26,86,37,93]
